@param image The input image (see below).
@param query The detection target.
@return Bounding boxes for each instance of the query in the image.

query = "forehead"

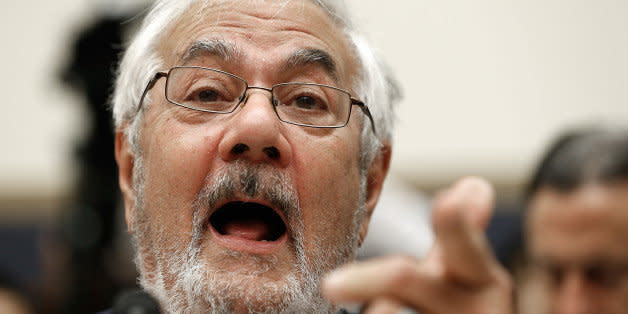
[157,0,355,84]
[527,183,628,262]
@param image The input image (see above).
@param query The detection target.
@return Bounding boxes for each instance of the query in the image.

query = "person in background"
[518,128,628,314]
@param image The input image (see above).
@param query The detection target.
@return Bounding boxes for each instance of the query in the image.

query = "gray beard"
[130,159,366,313]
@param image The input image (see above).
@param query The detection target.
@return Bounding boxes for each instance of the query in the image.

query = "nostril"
[232,143,249,154]
[263,147,280,159]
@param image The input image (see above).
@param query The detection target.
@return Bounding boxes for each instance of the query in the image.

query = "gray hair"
[112,0,400,168]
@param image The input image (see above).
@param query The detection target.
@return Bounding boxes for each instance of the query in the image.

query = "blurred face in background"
[524,182,628,314]
[116,0,386,312]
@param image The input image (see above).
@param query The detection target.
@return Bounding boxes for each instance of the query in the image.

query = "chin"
[137,243,333,314]
[204,272,316,313]
[194,248,332,313]
[160,270,333,313]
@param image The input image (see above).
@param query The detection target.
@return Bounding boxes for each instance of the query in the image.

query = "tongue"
[222,219,271,241]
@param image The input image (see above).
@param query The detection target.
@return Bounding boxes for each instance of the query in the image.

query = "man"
[112,0,512,312]
[518,129,628,314]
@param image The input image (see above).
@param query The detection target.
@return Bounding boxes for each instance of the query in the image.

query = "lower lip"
[209,224,288,254]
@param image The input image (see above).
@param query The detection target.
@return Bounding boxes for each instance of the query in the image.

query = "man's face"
[116,0,385,312]
[525,182,628,314]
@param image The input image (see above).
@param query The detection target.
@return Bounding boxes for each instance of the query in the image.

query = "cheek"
[293,132,362,249]
[140,119,223,235]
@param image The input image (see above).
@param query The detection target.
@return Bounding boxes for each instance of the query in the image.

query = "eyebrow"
[284,48,339,82]
[181,39,243,65]
[181,42,339,82]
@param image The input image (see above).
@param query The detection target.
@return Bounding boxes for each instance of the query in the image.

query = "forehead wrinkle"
[180,39,244,65]
[284,48,339,83]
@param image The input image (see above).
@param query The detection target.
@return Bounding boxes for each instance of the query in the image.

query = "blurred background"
[0,0,626,312]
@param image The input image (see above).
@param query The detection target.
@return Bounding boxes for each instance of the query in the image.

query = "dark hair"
[525,128,628,201]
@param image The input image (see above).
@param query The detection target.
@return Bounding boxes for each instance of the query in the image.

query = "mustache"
[191,160,300,241]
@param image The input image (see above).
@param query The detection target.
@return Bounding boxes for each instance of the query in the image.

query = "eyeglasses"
[137,66,376,133]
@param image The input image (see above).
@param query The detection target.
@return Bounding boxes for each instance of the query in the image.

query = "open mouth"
[209,201,287,243]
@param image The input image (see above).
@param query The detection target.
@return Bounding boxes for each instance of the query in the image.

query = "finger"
[361,297,403,314]
[322,254,511,314]
[432,176,497,284]
[436,176,494,230]
[322,256,436,311]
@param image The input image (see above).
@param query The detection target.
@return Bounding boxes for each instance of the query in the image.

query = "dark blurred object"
[485,205,523,267]
[56,14,140,313]
[0,227,41,290]
[112,289,160,314]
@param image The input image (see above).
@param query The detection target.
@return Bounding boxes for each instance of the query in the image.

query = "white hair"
[111,0,400,167]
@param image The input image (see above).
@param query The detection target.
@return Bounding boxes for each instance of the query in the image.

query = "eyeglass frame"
[136,66,376,134]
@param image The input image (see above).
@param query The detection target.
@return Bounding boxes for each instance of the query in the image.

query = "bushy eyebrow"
[181,39,244,65]
[284,48,339,82]
[181,41,338,82]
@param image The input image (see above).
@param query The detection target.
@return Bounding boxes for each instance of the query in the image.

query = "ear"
[358,140,392,245]
[115,128,137,234]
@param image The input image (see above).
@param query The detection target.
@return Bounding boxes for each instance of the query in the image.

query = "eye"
[294,95,320,110]
[197,89,220,102]
[183,85,236,111]
[281,90,329,112]
[181,84,229,103]
[585,265,624,287]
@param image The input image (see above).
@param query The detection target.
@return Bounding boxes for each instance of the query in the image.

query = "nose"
[554,272,594,314]
[218,91,292,167]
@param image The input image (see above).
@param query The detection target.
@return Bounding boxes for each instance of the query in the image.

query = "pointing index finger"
[432,176,498,285]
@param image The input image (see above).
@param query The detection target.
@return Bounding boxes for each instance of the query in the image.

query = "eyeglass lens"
[165,67,351,127]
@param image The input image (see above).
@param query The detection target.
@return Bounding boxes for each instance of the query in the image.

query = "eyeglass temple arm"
[351,98,377,135]
[136,72,168,113]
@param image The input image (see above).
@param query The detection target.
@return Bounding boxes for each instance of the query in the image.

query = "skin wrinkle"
[160,2,354,86]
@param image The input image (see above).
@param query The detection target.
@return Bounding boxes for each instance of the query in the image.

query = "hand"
[322,177,513,314]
